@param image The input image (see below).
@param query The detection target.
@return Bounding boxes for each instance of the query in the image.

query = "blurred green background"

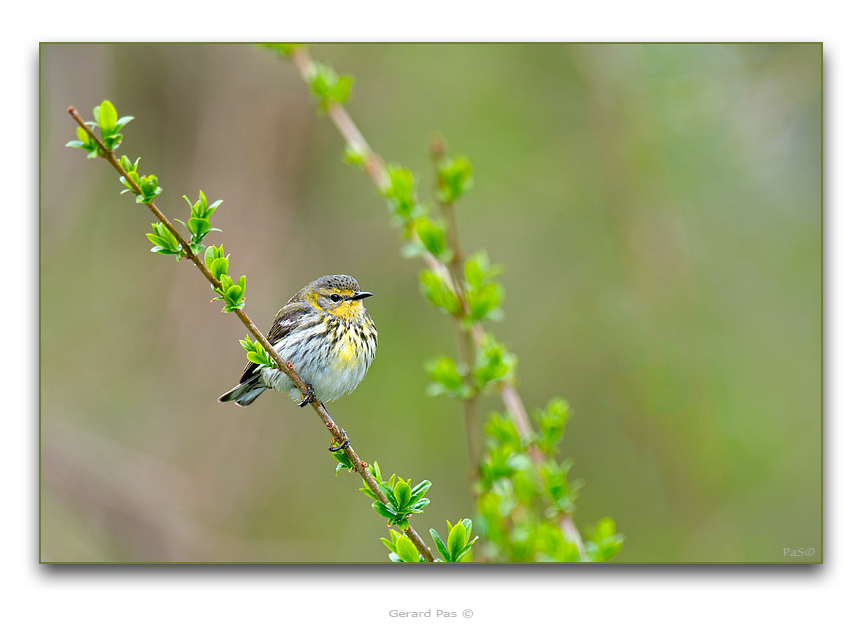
[40,43,821,563]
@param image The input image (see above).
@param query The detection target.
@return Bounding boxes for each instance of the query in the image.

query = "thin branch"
[291,48,454,290]
[291,48,388,191]
[429,138,481,481]
[67,106,436,564]
[280,51,587,556]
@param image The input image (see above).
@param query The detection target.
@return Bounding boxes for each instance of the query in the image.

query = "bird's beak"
[351,291,373,300]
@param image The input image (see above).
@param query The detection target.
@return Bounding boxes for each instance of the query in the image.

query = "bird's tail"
[218,371,267,406]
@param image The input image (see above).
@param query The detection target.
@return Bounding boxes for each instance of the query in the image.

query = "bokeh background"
[40,43,821,563]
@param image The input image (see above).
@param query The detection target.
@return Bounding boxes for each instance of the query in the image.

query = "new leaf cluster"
[67,101,247,316]
[307,61,353,112]
[66,100,133,157]
[476,399,624,562]
[329,452,480,563]
[384,519,478,563]
[240,335,278,370]
[204,244,247,313]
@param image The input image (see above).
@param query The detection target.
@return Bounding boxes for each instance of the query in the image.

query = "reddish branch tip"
[429,135,446,159]
[67,106,77,115]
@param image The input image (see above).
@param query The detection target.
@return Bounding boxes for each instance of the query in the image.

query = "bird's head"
[305,274,373,322]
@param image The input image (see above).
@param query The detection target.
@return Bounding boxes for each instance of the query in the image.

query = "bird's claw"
[299,383,316,407]
[328,428,350,452]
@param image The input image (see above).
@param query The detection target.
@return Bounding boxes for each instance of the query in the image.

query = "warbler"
[218,274,377,407]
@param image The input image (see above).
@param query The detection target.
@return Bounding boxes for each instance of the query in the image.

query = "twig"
[67,106,436,564]
[429,137,481,480]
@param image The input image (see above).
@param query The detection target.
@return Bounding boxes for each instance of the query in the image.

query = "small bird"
[218,274,377,408]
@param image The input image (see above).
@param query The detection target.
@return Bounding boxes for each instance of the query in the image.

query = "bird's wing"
[266,300,311,345]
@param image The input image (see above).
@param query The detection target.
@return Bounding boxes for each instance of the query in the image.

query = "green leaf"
[205,244,226,270]
[464,250,504,287]
[225,284,243,302]
[418,270,461,316]
[115,115,134,131]
[410,498,430,511]
[429,528,451,562]
[473,335,517,388]
[68,125,99,156]
[585,517,624,562]
[436,156,474,204]
[409,480,432,506]
[593,517,616,541]
[462,251,505,322]
[425,356,463,390]
[99,100,118,135]
[246,353,270,366]
[413,216,449,259]
[438,520,478,562]
[372,500,398,520]
[136,175,162,202]
[208,256,229,283]
[467,281,504,322]
[205,245,217,266]
[240,336,277,369]
[103,134,123,151]
[343,146,366,166]
[533,397,571,454]
[333,448,352,475]
[393,479,412,510]
[484,412,522,450]
[384,165,424,227]
[447,523,467,559]
[331,75,353,104]
[307,62,353,111]
[367,461,384,484]
[377,480,395,503]
[146,222,181,256]
[386,166,414,201]
[358,486,378,499]
[188,217,210,237]
[395,536,421,563]
[539,459,578,513]
[260,43,306,57]
[220,274,247,312]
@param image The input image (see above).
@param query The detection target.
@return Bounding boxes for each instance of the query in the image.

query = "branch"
[282,50,586,556]
[429,138,481,480]
[66,105,436,564]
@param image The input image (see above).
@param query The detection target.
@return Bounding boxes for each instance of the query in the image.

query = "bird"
[218,274,377,409]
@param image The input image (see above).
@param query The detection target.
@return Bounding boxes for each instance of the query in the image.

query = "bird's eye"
[330,294,342,302]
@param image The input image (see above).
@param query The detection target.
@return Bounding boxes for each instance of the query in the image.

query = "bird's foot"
[299,383,316,407]
[328,428,350,452]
